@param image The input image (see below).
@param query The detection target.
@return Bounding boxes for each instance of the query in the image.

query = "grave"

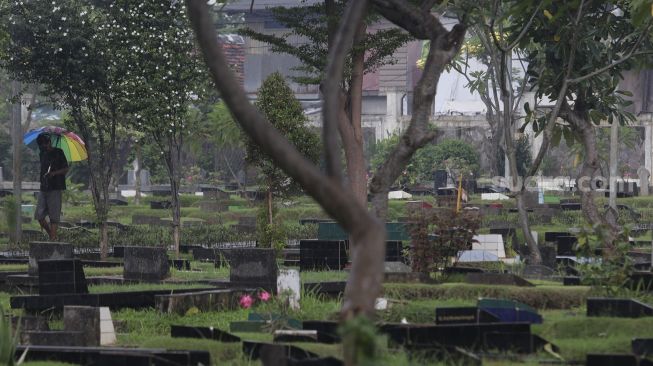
[229,248,278,291]
[556,236,577,256]
[150,200,171,209]
[273,330,318,343]
[471,235,506,258]
[108,198,128,206]
[199,200,228,212]
[278,269,301,310]
[303,281,346,299]
[155,289,242,315]
[169,259,191,271]
[38,259,88,295]
[383,261,426,283]
[544,232,571,243]
[171,325,241,342]
[202,187,230,200]
[131,214,163,226]
[435,307,500,325]
[539,245,557,268]
[629,272,653,290]
[242,341,321,363]
[11,287,215,312]
[561,203,581,210]
[300,321,341,343]
[484,332,558,354]
[299,240,349,271]
[478,298,542,324]
[587,298,653,318]
[465,273,534,287]
[16,345,211,366]
[123,246,170,282]
[99,307,117,345]
[29,242,73,275]
[563,276,582,286]
[25,306,100,347]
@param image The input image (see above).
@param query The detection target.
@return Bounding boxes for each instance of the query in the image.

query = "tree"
[3,0,132,258]
[514,0,652,249]
[109,0,207,257]
[249,72,321,225]
[188,0,465,363]
[241,1,410,207]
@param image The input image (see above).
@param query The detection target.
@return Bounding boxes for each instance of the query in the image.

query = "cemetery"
[2,0,653,365]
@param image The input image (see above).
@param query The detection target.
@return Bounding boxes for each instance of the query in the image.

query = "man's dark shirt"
[39,148,68,191]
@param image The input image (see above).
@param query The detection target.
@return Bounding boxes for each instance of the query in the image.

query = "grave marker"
[478,299,542,324]
[278,269,300,310]
[435,307,500,325]
[299,240,348,271]
[123,246,170,282]
[38,259,88,295]
[471,235,506,258]
[29,242,73,275]
[229,248,277,291]
[587,298,653,318]
[465,273,534,287]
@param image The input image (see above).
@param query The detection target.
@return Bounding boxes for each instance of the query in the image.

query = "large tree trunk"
[166,136,182,258]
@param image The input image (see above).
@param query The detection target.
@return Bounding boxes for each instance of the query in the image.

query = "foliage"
[339,315,384,366]
[497,135,532,177]
[0,306,22,366]
[371,136,479,185]
[255,202,288,253]
[239,1,410,86]
[569,126,638,176]
[248,72,321,197]
[576,224,633,295]
[408,208,479,273]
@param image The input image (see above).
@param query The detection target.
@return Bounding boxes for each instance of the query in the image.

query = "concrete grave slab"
[471,235,506,258]
[29,242,73,275]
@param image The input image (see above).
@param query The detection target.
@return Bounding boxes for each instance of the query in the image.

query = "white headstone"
[481,193,509,200]
[277,269,300,310]
[374,297,388,310]
[472,234,506,258]
[99,307,116,345]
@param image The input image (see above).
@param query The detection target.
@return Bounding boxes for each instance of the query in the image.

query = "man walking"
[35,134,68,240]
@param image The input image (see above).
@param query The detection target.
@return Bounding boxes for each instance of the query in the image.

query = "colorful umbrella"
[23,126,88,162]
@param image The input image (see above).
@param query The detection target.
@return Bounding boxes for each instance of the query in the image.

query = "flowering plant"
[238,291,271,309]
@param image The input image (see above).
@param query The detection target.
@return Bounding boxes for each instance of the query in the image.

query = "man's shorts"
[35,190,63,223]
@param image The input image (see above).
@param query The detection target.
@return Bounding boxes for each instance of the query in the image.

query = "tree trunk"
[99,222,109,259]
[11,80,22,245]
[134,143,142,205]
[167,139,182,258]
[267,187,273,226]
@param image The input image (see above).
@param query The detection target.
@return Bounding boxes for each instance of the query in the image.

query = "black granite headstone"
[632,338,653,357]
[556,236,577,256]
[544,232,571,243]
[38,259,88,295]
[563,276,581,286]
[586,354,638,366]
[229,248,277,291]
[587,298,653,318]
[150,200,171,209]
[299,240,349,271]
[123,246,170,282]
[29,242,73,276]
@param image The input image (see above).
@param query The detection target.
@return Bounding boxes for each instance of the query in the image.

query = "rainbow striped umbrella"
[23,126,88,162]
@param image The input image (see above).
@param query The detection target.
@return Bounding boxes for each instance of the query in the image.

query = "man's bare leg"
[38,219,51,239]
[49,223,58,241]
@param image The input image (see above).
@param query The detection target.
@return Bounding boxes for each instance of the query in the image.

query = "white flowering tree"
[107,0,206,256]
[2,0,134,258]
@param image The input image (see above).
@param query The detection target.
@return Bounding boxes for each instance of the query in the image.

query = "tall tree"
[514,0,652,249]
[109,0,207,256]
[249,72,321,225]
[3,0,130,258]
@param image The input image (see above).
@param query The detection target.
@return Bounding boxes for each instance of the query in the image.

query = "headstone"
[108,198,128,206]
[64,306,100,346]
[278,269,300,310]
[435,307,500,325]
[38,259,88,295]
[563,276,581,286]
[556,236,577,256]
[465,273,534,287]
[29,242,73,275]
[384,261,412,273]
[471,235,506,258]
[99,307,116,345]
[544,232,571,242]
[150,200,171,209]
[385,241,404,262]
[156,289,240,315]
[123,246,170,282]
[587,298,653,318]
[299,240,349,271]
[229,248,278,291]
[540,245,557,268]
[561,203,581,211]
[478,298,542,324]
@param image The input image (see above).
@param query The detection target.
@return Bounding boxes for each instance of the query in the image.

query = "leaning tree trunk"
[165,135,183,258]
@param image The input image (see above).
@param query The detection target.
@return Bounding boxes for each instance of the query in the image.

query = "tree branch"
[322,0,369,180]
[371,0,448,40]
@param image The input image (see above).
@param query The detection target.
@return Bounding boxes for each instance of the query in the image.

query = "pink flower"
[258,291,271,302]
[239,294,253,309]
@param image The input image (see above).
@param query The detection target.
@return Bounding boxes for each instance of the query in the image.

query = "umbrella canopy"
[23,126,88,162]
